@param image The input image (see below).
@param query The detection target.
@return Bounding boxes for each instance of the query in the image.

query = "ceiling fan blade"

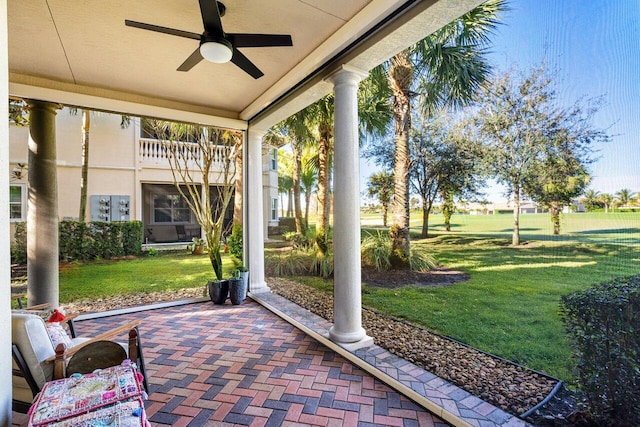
[228,34,293,48]
[125,20,201,40]
[177,48,204,71]
[231,48,264,79]
[199,0,224,35]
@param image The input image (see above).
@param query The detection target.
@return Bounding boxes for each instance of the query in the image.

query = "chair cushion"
[12,313,55,390]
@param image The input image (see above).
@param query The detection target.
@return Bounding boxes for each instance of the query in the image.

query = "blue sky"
[360,0,640,203]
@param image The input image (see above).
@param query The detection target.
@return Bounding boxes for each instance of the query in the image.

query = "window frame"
[270,197,278,221]
[270,148,278,171]
[9,184,26,222]
[150,193,194,225]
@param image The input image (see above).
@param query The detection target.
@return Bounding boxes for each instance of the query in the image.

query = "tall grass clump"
[561,275,640,426]
[361,231,392,271]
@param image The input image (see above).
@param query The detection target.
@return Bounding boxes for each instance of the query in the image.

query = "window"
[152,194,193,224]
[10,184,26,221]
[270,148,277,171]
[270,198,278,221]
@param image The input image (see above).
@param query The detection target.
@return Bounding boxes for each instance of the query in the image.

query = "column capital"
[25,99,63,112]
[325,65,369,85]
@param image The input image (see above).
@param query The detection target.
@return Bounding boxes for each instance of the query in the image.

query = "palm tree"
[278,175,293,217]
[275,111,313,234]
[581,188,601,212]
[615,188,636,207]
[368,0,506,268]
[300,160,317,228]
[304,80,391,254]
[599,193,615,213]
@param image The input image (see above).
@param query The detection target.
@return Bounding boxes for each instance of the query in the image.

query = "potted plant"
[229,266,249,305]
[187,237,205,255]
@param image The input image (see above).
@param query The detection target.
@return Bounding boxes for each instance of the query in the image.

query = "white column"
[327,66,372,349]
[246,127,268,293]
[27,100,62,308]
[1,2,13,423]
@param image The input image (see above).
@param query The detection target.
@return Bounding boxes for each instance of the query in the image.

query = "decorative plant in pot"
[187,237,205,255]
[150,120,242,304]
[229,266,249,305]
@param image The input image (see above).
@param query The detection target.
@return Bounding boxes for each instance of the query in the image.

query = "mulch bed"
[267,276,572,423]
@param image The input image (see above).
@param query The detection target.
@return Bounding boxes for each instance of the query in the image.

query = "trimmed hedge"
[11,220,143,264]
[560,275,640,426]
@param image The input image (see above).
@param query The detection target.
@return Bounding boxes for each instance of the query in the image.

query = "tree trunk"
[316,122,332,254]
[550,203,561,235]
[78,110,90,222]
[512,187,521,245]
[233,146,243,225]
[420,197,431,238]
[304,191,311,229]
[388,51,413,268]
[287,189,293,216]
[292,141,305,233]
[382,204,388,227]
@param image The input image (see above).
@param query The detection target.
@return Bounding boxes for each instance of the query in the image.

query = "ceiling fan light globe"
[200,41,232,63]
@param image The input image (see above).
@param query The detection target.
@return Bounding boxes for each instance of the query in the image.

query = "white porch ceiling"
[8,0,482,129]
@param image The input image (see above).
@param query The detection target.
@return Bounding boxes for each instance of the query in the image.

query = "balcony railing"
[139,138,233,170]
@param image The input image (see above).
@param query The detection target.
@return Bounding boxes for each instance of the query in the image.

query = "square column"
[327,66,373,349]
[246,128,268,293]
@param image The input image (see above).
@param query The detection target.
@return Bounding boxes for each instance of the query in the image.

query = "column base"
[249,281,270,294]
[326,332,374,351]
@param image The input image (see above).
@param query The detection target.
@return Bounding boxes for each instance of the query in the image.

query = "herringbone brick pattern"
[72,301,449,427]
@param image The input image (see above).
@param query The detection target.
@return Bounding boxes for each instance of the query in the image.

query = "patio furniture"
[11,312,148,413]
[27,362,149,426]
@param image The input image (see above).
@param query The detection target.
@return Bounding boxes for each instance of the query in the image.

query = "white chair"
[11,312,146,413]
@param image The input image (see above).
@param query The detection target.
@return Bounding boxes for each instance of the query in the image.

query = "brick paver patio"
[62,300,450,427]
[12,293,530,426]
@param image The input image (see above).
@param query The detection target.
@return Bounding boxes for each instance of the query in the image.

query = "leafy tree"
[616,188,636,207]
[467,65,607,243]
[410,111,483,237]
[367,0,506,267]
[367,172,394,226]
[581,189,601,212]
[148,121,241,280]
[9,99,29,126]
[441,192,455,232]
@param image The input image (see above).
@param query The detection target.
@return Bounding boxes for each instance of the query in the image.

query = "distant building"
[9,109,279,243]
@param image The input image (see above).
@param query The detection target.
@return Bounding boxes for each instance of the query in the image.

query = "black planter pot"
[228,277,247,305]
[208,279,229,304]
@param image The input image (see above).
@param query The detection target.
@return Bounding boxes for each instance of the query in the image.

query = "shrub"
[265,253,312,276]
[283,231,313,251]
[311,252,334,279]
[560,275,640,426]
[278,217,295,233]
[410,248,438,272]
[10,221,27,264]
[361,231,392,271]
[227,223,243,260]
[121,221,143,255]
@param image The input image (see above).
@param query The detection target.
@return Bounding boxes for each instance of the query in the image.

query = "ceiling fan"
[125,0,293,79]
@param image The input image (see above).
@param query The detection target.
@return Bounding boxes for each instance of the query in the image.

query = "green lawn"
[58,251,235,302]
[54,212,639,381]
[331,211,639,380]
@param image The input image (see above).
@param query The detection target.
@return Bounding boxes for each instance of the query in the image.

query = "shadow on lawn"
[422,234,640,274]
